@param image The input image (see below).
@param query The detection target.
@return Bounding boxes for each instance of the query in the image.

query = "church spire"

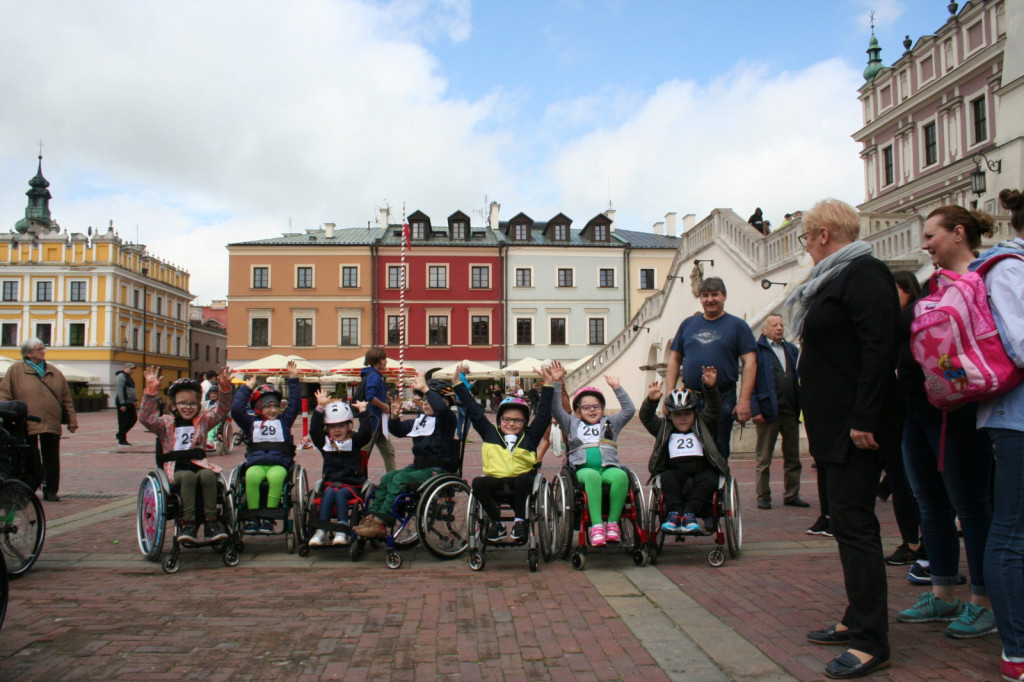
[863,13,884,82]
[15,151,56,235]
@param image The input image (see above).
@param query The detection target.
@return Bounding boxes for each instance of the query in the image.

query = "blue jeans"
[456,406,469,440]
[902,394,992,593]
[984,427,1024,657]
[320,486,355,524]
[715,387,737,460]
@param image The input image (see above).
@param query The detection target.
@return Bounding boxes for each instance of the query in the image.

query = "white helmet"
[324,401,354,425]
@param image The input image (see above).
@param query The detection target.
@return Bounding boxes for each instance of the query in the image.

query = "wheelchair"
[0,552,7,633]
[466,471,554,572]
[135,443,241,574]
[298,476,376,561]
[0,400,47,578]
[205,417,237,457]
[550,463,650,570]
[645,472,742,567]
[228,458,309,553]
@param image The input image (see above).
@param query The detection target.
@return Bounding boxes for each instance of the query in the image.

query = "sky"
[1,0,948,304]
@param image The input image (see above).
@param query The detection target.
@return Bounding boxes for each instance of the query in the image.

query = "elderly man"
[750,314,807,509]
[664,277,757,460]
[114,362,137,446]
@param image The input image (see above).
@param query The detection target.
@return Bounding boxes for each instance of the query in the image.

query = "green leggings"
[245,464,288,509]
[575,448,628,524]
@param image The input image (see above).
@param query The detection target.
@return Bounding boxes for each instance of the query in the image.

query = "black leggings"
[472,472,534,522]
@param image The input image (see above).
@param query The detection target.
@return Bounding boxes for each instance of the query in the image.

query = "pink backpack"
[910,253,1024,409]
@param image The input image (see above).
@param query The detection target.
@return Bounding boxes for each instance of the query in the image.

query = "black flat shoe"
[825,651,891,679]
[784,497,811,507]
[807,625,851,645]
[43,492,60,502]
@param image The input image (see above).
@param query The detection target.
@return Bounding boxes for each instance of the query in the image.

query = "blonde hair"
[804,198,860,243]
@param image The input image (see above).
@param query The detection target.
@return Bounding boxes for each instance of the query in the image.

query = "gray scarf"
[785,240,873,340]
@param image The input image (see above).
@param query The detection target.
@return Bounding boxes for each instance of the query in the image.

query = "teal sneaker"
[944,602,997,639]
[896,592,964,623]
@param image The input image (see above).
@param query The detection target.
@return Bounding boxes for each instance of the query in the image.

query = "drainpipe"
[370,242,379,346]
[499,242,507,368]
[623,243,631,329]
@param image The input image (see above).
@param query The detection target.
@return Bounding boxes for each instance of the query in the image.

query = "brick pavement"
[0,408,1005,680]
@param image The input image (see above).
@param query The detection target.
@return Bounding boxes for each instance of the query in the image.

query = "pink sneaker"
[589,523,606,547]
[605,521,621,543]
[1003,653,1024,681]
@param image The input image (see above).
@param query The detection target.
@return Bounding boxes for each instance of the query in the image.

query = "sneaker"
[511,520,528,543]
[332,531,350,546]
[886,543,920,566]
[178,521,198,544]
[1001,652,1024,681]
[204,520,228,542]
[486,522,507,541]
[907,560,932,584]
[661,512,681,533]
[806,516,832,536]
[896,592,964,623]
[309,529,329,547]
[258,518,275,534]
[945,602,997,639]
[353,516,388,539]
[242,519,259,534]
[681,513,701,534]
[589,523,606,547]
[605,521,621,543]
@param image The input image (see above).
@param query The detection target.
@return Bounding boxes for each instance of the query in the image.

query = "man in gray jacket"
[115,362,137,446]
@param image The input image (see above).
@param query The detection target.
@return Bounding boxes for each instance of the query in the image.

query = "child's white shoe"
[309,529,329,547]
[332,531,350,546]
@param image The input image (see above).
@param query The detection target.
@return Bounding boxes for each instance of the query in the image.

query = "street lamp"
[141,266,148,368]
[970,152,1002,197]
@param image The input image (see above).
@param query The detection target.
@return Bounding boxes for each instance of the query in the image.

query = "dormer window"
[412,221,426,240]
[593,224,608,241]
[554,224,568,241]
[452,221,466,240]
[514,224,529,241]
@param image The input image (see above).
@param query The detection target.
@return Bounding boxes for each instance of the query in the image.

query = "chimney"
[653,221,664,236]
[379,207,390,228]
[324,222,336,238]
[665,212,676,236]
[682,213,696,234]
[605,208,616,232]
[488,201,500,231]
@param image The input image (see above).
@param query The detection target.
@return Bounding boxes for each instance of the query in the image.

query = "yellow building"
[1,157,193,395]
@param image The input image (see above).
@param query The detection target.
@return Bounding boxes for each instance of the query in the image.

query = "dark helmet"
[665,388,700,413]
[426,379,456,405]
[497,397,530,422]
[571,386,606,412]
[168,377,202,401]
[249,383,283,414]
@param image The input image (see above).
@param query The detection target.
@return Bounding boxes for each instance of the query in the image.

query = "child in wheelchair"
[641,366,728,534]
[456,363,554,543]
[139,366,233,543]
[352,370,459,539]
[308,389,371,546]
[231,361,302,534]
[549,361,636,547]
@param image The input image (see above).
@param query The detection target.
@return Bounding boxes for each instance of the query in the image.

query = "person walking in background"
[0,338,78,501]
[750,314,807,510]
[358,346,396,472]
[114,362,137,447]
[788,198,899,679]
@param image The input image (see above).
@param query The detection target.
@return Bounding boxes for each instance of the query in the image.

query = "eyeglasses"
[797,231,811,247]
[175,402,199,409]
[500,417,525,425]
[578,404,602,411]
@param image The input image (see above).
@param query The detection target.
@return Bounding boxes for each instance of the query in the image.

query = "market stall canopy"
[328,358,416,380]
[231,354,325,376]
[50,362,101,383]
[432,360,501,381]
[501,357,544,379]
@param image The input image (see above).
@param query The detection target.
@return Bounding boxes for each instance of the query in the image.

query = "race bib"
[252,419,285,443]
[576,421,602,444]
[668,432,704,459]
[173,425,197,451]
[323,438,353,452]
[504,434,519,452]
[407,414,436,438]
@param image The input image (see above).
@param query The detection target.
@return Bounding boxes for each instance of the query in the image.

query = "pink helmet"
[497,397,530,422]
[572,386,605,412]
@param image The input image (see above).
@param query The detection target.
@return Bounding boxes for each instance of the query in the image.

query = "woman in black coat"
[786,198,901,679]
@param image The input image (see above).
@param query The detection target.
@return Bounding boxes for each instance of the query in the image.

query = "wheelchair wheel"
[392,518,419,548]
[0,480,46,578]
[136,473,167,562]
[0,552,7,632]
[217,421,235,456]
[417,478,471,560]
[223,546,241,567]
[162,555,181,574]
[550,471,577,561]
[385,550,402,569]
[468,550,485,571]
[533,478,553,563]
[289,466,309,548]
[528,549,539,572]
[724,477,742,558]
[708,547,725,567]
[646,480,665,565]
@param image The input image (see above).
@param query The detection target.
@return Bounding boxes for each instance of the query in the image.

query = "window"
[68,323,85,347]
[133,328,139,350]
[35,324,51,347]
[550,318,566,345]
[412,221,425,240]
[452,222,466,240]
[589,318,605,345]
[36,281,52,302]
[251,318,269,346]
[181,338,185,357]
[252,267,269,288]
[514,224,529,241]
[516,318,533,345]
[134,289,141,309]
[599,268,615,288]
[177,303,182,319]
[471,316,489,345]
[972,96,987,143]
[428,265,448,289]
[387,316,403,345]
[69,281,87,302]
[194,342,199,359]
[1,281,17,301]
[557,269,574,288]
[156,296,163,315]
[158,333,164,354]
[296,267,313,289]
[341,266,358,288]
[340,318,358,346]
[515,268,532,287]
[295,318,313,346]
[428,315,448,345]
[883,146,894,186]
[471,266,489,289]
[639,269,655,290]
[554,224,568,241]
[1,324,18,347]
[593,224,608,241]
[923,122,937,166]
[387,265,405,289]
